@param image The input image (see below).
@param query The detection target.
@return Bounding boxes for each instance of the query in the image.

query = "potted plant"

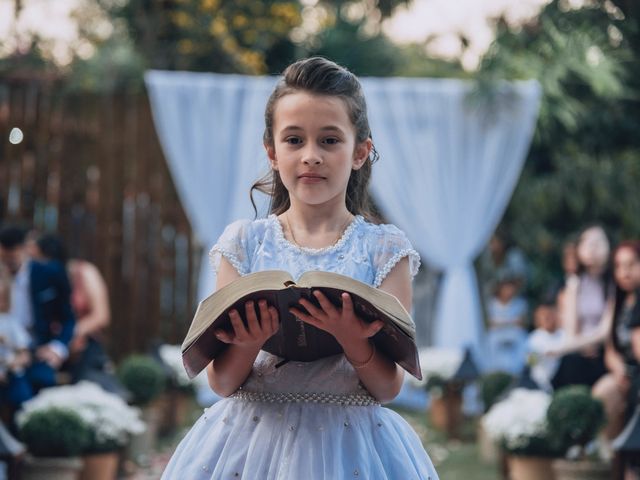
[482,388,559,480]
[118,354,166,466]
[157,344,195,434]
[478,371,514,463]
[17,381,146,480]
[546,385,610,480]
[416,347,479,438]
[18,407,90,480]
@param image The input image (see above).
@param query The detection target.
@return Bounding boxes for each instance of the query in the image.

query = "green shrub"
[118,354,166,406]
[546,385,605,456]
[480,372,514,412]
[20,408,91,457]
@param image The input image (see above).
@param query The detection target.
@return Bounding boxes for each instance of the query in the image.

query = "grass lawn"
[396,408,502,480]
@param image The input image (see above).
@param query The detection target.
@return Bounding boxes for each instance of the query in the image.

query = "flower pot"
[551,459,610,480]
[22,455,83,480]
[429,385,463,438]
[477,421,499,464]
[158,389,193,435]
[508,455,555,480]
[126,402,160,467]
[80,451,120,480]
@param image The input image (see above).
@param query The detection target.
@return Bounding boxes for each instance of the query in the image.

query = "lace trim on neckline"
[269,214,363,255]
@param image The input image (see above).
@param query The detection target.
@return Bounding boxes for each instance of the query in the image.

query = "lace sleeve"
[372,225,421,288]
[209,220,252,276]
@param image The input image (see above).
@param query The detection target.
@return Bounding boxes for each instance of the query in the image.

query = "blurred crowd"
[0,224,124,431]
[480,225,640,455]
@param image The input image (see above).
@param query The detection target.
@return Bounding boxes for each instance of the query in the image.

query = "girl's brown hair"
[250,57,380,222]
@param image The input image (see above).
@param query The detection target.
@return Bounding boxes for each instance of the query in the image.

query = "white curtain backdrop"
[362,79,541,361]
[145,71,277,299]
[145,71,541,356]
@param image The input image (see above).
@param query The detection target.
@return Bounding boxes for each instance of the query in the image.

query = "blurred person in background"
[0,226,75,391]
[0,264,32,421]
[479,228,529,303]
[555,238,579,308]
[551,225,612,389]
[526,300,565,392]
[30,234,118,390]
[486,271,528,375]
[592,241,640,463]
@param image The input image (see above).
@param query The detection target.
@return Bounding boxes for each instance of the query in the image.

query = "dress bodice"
[209,214,420,395]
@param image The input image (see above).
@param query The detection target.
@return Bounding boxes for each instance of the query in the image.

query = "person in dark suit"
[0,226,76,391]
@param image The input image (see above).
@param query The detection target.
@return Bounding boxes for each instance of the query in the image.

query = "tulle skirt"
[161,396,438,480]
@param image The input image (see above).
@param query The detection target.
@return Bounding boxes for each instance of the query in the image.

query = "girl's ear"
[352,138,373,170]
[265,144,278,170]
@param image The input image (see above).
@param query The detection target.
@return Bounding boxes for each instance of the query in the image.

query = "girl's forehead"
[273,92,352,128]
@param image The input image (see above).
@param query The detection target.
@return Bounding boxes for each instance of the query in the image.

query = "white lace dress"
[161,215,439,480]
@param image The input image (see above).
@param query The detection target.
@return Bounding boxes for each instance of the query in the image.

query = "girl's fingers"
[365,320,384,338]
[289,307,321,328]
[229,309,248,338]
[245,301,260,334]
[258,300,278,335]
[268,306,280,333]
[340,292,354,316]
[313,290,338,316]
[298,297,325,318]
[214,329,234,344]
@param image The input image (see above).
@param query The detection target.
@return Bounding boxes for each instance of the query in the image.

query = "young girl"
[486,272,528,375]
[162,57,438,479]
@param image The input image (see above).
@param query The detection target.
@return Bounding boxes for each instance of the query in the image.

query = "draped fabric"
[145,71,276,298]
[145,71,541,355]
[362,79,541,360]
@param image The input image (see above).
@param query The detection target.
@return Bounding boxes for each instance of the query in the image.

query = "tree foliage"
[478,0,640,297]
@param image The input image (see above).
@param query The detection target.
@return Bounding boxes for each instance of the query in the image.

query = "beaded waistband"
[230,390,380,406]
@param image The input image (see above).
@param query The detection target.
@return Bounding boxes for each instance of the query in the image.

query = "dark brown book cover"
[181,270,422,380]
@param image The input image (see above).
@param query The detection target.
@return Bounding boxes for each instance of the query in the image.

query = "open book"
[181,270,422,380]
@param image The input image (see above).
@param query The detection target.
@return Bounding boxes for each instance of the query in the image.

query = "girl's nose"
[301,145,323,165]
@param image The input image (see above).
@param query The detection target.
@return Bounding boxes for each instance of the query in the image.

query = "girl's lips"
[298,174,326,183]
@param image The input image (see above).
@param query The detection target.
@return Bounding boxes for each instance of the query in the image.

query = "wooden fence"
[0,77,200,359]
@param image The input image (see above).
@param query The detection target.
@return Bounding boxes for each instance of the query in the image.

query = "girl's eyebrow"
[280,125,346,134]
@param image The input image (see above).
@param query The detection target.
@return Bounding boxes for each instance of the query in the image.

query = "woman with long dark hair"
[592,241,640,445]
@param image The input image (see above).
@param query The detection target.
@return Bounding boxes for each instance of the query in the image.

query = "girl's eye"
[323,137,339,145]
[285,137,302,145]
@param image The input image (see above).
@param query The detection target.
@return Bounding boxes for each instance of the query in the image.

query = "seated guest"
[592,241,640,445]
[486,271,528,375]
[0,265,32,418]
[31,234,125,397]
[552,225,613,389]
[526,301,565,392]
[0,226,75,391]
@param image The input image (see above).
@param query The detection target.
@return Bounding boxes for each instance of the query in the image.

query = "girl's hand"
[290,291,384,347]
[215,300,279,349]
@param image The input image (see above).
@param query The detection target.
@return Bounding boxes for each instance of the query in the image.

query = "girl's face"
[614,246,640,293]
[577,227,610,270]
[266,92,371,210]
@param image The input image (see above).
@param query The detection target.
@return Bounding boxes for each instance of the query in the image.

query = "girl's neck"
[281,203,354,249]
[285,201,353,233]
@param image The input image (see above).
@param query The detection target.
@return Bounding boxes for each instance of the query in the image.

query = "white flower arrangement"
[482,388,551,454]
[408,347,463,389]
[158,344,210,389]
[17,381,146,452]
[158,344,192,387]
[159,344,210,391]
